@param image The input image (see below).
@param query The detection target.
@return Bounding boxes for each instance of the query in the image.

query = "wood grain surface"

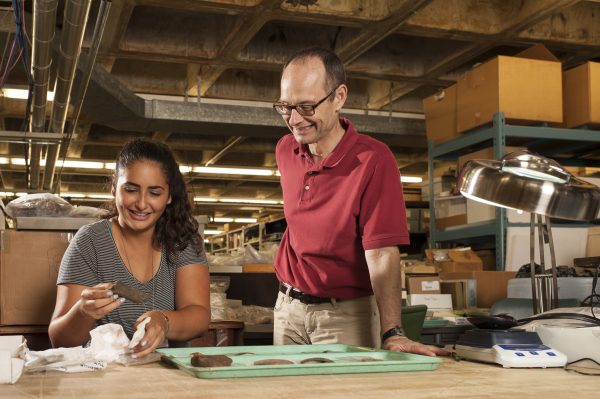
[1,357,596,398]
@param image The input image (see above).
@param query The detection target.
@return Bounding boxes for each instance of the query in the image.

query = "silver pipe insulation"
[43,0,91,191]
[29,0,59,190]
[54,0,111,192]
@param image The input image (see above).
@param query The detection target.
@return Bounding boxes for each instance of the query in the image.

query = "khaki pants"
[273,291,381,348]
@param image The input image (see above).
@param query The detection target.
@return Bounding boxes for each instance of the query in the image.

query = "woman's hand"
[78,283,124,320]
[130,310,169,358]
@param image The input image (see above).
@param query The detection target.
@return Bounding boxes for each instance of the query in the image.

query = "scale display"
[454,330,568,368]
[455,343,568,368]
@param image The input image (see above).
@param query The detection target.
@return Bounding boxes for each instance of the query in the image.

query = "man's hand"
[383,335,449,357]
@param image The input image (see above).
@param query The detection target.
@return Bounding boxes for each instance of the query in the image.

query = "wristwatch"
[382,326,405,342]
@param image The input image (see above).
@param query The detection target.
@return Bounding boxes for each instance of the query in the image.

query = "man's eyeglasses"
[273,86,338,116]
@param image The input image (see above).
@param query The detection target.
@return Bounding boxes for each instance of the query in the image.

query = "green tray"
[423,319,450,328]
[157,344,442,379]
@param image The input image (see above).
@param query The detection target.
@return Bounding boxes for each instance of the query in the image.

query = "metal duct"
[29,0,59,190]
[78,54,426,145]
[42,0,92,191]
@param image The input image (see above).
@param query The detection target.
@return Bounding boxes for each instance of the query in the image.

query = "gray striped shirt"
[57,219,207,338]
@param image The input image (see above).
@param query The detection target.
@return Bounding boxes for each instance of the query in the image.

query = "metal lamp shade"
[457,155,600,222]
[456,151,600,314]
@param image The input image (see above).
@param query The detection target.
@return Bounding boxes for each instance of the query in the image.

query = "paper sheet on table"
[0,336,27,384]
[24,320,153,374]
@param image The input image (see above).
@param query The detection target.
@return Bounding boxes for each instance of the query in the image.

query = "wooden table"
[0,322,245,350]
[1,357,596,398]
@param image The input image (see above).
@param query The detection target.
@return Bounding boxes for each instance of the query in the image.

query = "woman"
[49,138,210,358]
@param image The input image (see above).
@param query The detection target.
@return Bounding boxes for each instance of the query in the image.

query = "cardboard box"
[439,271,517,308]
[408,294,453,311]
[457,146,526,173]
[563,61,600,128]
[475,249,497,271]
[434,196,465,218]
[0,230,71,325]
[403,261,437,275]
[242,263,274,273]
[466,199,496,224]
[435,214,467,230]
[467,200,531,225]
[425,248,483,273]
[422,176,456,200]
[423,84,457,144]
[586,226,600,257]
[406,276,441,295]
[440,279,477,309]
[457,44,563,134]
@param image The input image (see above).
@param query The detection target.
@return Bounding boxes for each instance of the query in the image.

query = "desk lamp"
[457,150,600,314]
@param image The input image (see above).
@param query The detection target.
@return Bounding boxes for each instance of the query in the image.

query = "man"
[272,47,445,357]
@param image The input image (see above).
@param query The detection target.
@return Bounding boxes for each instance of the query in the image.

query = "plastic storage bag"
[5,193,73,218]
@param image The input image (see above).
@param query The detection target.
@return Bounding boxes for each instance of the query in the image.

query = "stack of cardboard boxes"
[0,230,71,325]
[424,45,600,231]
[406,248,516,312]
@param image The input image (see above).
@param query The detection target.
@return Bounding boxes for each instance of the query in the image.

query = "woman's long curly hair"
[105,138,202,259]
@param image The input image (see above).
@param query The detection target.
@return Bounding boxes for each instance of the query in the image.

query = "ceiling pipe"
[29,0,59,190]
[42,0,92,191]
[204,136,246,166]
[54,0,112,193]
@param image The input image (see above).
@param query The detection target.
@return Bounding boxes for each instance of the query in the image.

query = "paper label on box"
[408,294,453,311]
[421,281,440,291]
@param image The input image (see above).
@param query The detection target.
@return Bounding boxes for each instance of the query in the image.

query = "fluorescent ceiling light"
[2,88,55,101]
[60,160,105,169]
[10,158,26,165]
[194,197,219,203]
[193,166,275,176]
[401,176,423,183]
[85,194,114,200]
[220,198,281,205]
[212,217,258,223]
[234,218,257,223]
[213,217,234,223]
[6,157,113,169]
[203,229,223,235]
[194,197,281,205]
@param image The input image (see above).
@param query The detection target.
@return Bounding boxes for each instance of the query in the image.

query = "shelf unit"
[208,217,286,254]
[428,112,600,270]
[208,202,429,256]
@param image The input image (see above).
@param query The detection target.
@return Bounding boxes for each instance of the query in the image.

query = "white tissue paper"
[128,316,151,349]
[0,336,26,384]
[23,318,155,375]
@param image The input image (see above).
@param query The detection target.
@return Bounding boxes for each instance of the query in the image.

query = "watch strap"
[382,326,405,342]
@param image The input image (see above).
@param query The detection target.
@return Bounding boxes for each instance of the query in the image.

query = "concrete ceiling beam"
[337,0,433,64]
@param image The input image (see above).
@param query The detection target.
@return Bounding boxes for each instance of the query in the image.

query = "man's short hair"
[283,47,346,96]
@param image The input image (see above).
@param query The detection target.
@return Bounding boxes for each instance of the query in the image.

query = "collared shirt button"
[304,185,310,190]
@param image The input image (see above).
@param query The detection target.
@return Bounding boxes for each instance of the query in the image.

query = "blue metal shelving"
[428,112,600,270]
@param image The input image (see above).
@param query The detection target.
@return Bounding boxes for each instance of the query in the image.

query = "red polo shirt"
[274,117,409,299]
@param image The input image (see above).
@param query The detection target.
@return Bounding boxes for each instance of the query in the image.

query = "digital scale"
[454,329,567,368]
